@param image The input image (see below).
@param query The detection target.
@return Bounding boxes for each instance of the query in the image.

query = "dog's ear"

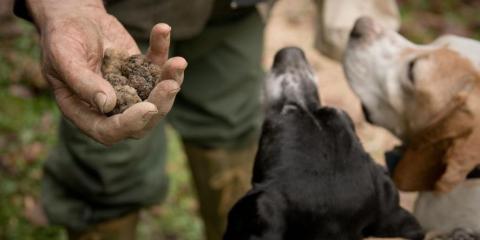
[393,100,475,191]
[223,190,285,240]
[435,128,480,192]
[393,64,480,191]
[365,165,425,240]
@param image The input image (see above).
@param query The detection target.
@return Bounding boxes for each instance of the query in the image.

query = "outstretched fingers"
[144,56,187,129]
[94,101,159,144]
[161,57,188,85]
[54,84,158,145]
[146,23,171,66]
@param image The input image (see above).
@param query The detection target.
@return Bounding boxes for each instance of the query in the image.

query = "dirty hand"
[27,0,187,145]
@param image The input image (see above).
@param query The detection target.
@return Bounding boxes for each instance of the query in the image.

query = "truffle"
[101,48,163,114]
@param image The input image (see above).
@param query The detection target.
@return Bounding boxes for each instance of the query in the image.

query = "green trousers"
[41,10,264,235]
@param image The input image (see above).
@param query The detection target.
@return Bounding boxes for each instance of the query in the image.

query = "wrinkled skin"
[28,0,187,145]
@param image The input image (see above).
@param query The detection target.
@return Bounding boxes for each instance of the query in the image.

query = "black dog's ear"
[364,165,425,240]
[223,190,285,240]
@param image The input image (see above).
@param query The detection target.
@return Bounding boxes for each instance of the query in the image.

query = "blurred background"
[1,0,480,239]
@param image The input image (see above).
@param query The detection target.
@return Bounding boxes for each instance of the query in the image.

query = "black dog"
[223,47,424,240]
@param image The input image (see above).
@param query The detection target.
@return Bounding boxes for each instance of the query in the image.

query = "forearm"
[24,0,106,30]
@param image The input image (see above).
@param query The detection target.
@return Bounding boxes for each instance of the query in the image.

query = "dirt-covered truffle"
[102,48,127,75]
[102,48,163,114]
[113,85,142,114]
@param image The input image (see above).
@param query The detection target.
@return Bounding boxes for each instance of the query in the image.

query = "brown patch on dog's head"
[392,48,480,191]
[399,49,477,134]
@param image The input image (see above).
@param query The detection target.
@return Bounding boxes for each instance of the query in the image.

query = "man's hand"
[27,0,187,145]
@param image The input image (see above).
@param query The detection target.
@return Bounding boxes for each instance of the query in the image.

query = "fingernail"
[179,61,188,71]
[143,110,158,122]
[176,68,185,77]
[158,24,171,36]
[94,92,107,113]
[168,88,181,97]
[174,73,183,82]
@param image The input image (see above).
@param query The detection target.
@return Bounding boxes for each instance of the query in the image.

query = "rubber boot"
[184,142,257,240]
[67,211,139,240]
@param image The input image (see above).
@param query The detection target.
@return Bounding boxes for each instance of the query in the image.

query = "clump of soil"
[101,48,162,114]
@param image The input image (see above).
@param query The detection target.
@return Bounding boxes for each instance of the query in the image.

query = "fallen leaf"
[22,142,45,164]
[9,84,33,99]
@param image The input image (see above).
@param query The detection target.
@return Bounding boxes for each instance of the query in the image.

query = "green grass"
[398,0,480,43]
[0,21,202,240]
[0,88,203,239]
[0,21,66,240]
[0,83,65,239]
[138,128,203,240]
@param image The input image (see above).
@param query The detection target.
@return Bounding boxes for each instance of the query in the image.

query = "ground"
[1,0,479,239]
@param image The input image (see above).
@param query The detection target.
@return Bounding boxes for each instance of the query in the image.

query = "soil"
[101,49,162,114]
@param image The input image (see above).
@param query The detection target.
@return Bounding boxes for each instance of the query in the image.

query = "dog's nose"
[266,47,319,111]
[350,16,376,41]
[272,47,307,71]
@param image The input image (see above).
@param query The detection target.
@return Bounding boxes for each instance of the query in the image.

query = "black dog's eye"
[407,59,416,84]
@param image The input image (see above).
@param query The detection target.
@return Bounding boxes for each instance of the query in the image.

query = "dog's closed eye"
[407,58,417,84]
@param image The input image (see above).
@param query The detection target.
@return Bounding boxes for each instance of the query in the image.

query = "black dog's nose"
[272,47,307,71]
[350,16,375,40]
[266,47,319,111]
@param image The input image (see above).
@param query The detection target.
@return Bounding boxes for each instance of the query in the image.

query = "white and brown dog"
[343,17,480,234]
